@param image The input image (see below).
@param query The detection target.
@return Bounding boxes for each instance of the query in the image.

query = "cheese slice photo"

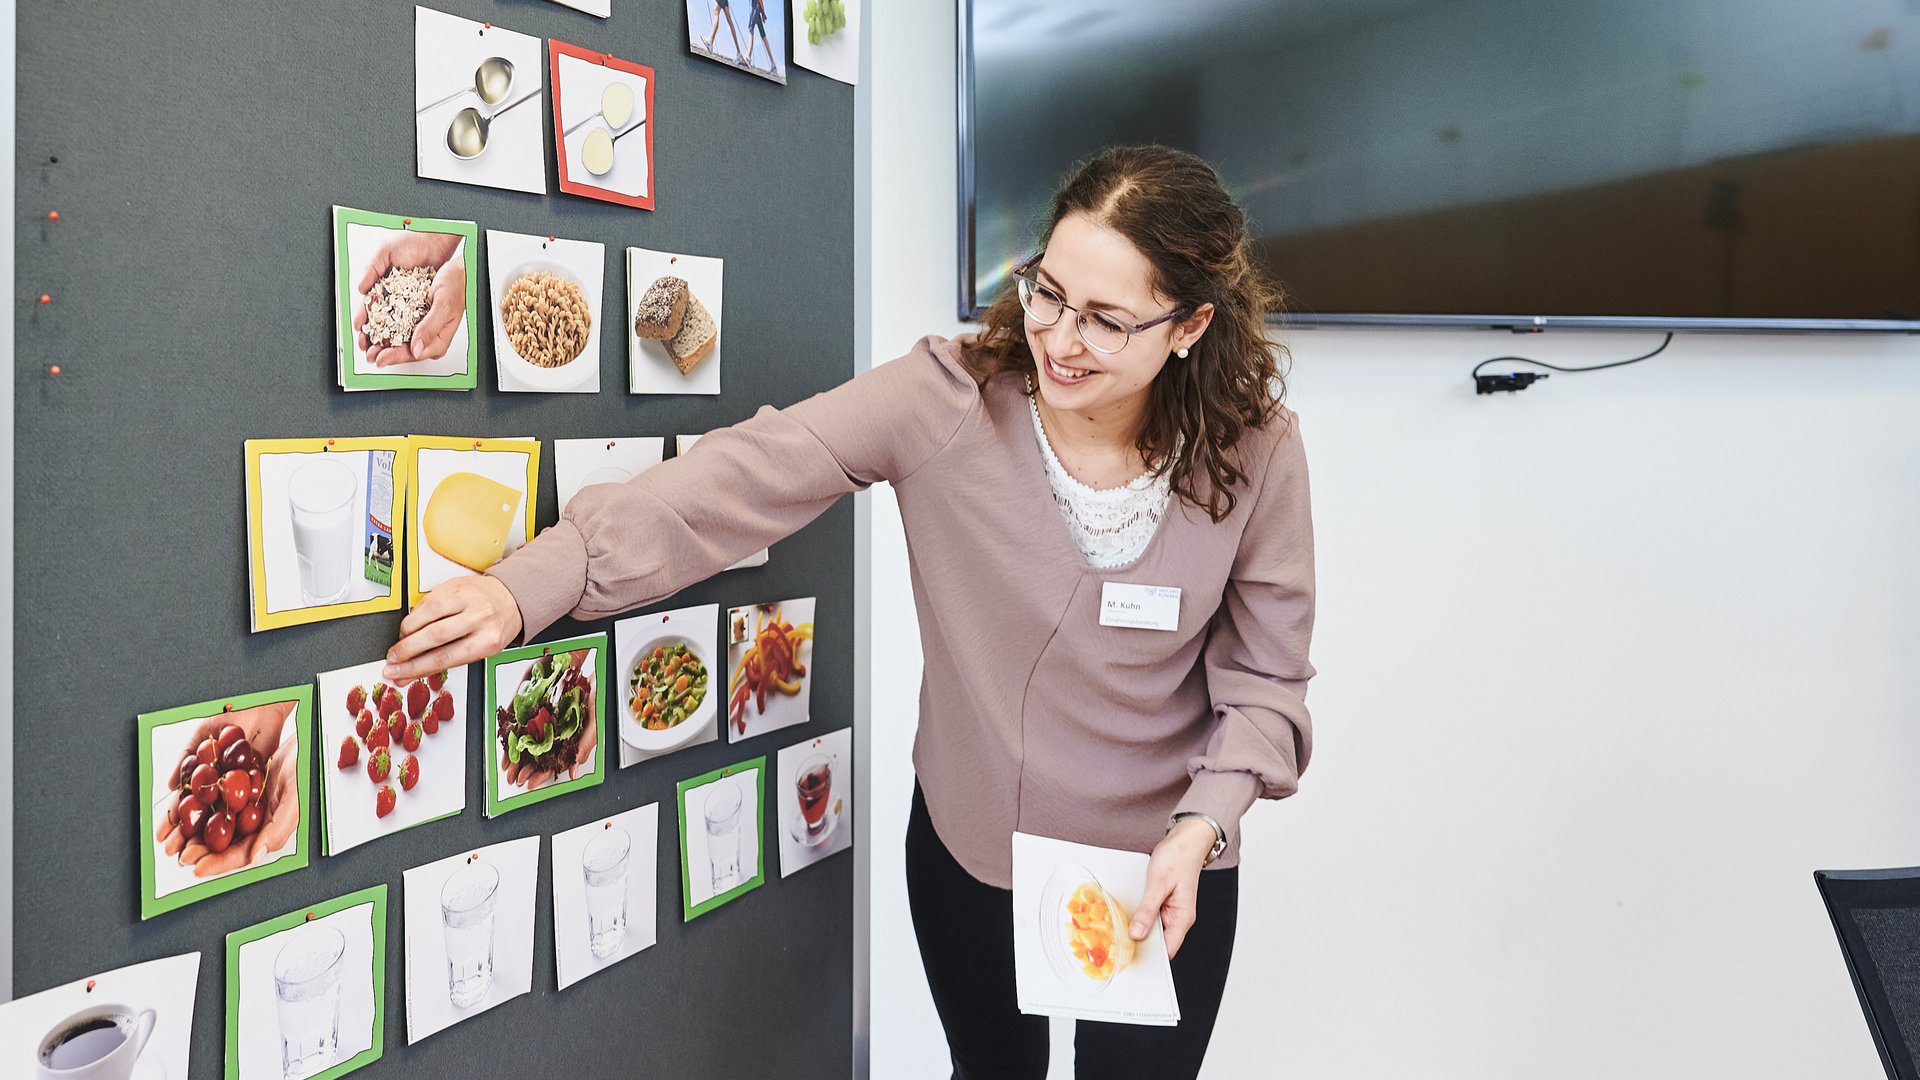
[426,471,520,571]
[406,436,541,605]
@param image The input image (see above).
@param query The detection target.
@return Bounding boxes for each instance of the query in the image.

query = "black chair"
[1815,867,1920,1080]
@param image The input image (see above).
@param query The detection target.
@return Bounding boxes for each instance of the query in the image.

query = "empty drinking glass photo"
[550,805,660,989]
[440,860,499,1008]
[704,778,744,892]
[677,759,765,920]
[402,837,537,1044]
[273,924,343,1079]
[227,888,384,1080]
[582,826,631,958]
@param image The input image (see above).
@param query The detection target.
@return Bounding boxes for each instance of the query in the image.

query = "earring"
[1176,347,1190,359]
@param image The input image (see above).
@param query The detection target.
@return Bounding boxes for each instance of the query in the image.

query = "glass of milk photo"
[288,457,361,606]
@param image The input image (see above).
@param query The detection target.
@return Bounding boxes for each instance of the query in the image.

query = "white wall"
[863,3,1920,1078]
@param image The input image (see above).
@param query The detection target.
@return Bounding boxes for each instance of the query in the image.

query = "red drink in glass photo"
[796,755,831,838]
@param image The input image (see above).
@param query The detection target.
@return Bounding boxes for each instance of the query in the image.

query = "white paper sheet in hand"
[1011,832,1181,1026]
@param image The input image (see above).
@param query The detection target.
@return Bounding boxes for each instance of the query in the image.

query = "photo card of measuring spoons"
[551,40,655,209]
[415,7,547,194]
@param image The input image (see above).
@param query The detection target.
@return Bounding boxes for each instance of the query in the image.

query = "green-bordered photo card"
[138,685,313,920]
[331,206,479,392]
[676,756,767,921]
[484,633,609,817]
[224,884,387,1080]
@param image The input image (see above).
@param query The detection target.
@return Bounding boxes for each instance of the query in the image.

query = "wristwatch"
[1169,811,1228,866]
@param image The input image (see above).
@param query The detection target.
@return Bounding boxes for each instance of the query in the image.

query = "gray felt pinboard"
[14,1,853,1076]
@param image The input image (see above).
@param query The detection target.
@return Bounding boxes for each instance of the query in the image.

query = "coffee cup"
[36,1003,156,1080]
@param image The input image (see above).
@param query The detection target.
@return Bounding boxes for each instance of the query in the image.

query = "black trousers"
[905,784,1239,1080]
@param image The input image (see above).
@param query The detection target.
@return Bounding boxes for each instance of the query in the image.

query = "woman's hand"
[1131,818,1217,959]
[385,574,522,682]
[400,259,466,365]
[156,701,299,874]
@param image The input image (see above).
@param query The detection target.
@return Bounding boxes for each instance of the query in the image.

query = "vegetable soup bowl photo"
[621,633,715,753]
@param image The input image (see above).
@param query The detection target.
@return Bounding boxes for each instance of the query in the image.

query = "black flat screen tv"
[958,0,1920,332]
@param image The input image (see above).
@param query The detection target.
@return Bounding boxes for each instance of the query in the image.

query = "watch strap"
[1169,811,1228,866]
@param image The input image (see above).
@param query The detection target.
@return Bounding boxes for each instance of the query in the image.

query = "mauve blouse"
[489,335,1317,888]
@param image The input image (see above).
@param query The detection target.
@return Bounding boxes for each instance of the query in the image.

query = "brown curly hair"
[961,145,1290,523]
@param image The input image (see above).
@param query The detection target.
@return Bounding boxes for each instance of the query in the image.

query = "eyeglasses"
[1013,257,1188,355]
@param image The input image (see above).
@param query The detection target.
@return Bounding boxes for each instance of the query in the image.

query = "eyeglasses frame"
[1011,254,1191,355]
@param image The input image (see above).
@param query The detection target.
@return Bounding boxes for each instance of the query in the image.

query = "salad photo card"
[551,40,655,209]
[0,952,199,1080]
[246,438,410,632]
[484,634,608,817]
[224,886,387,1080]
[615,604,720,768]
[486,230,605,394]
[316,659,470,856]
[332,206,479,391]
[725,598,815,742]
[553,436,663,514]
[776,727,852,878]
[415,7,546,194]
[551,804,660,990]
[676,757,766,921]
[1011,833,1181,1028]
[405,435,539,605]
[138,686,312,920]
[402,837,539,1043]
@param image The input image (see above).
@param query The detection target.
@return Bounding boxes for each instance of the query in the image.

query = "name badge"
[1099,582,1182,632]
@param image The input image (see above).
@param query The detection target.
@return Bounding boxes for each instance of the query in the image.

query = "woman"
[701,0,743,62]
[385,145,1315,1079]
[739,0,782,77]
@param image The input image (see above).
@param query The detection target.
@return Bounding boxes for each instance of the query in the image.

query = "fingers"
[387,577,516,681]
[1133,874,1174,941]
[157,795,179,842]
[368,345,413,368]
[391,606,479,664]
[163,827,186,858]
[397,586,464,639]
[250,701,296,757]
[409,288,463,363]
[1162,900,1196,961]
[257,768,298,856]
[356,244,392,294]
[179,841,208,866]
[193,843,250,878]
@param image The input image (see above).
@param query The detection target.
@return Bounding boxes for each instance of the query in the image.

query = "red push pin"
[304,911,315,922]
[548,235,556,242]
[607,440,616,449]
[48,364,61,376]
[604,821,612,829]
[47,211,59,222]
[85,980,95,993]
[39,294,51,305]
[669,256,678,264]
[472,440,482,449]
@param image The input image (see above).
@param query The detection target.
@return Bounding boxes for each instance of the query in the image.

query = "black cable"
[1472,331,1674,394]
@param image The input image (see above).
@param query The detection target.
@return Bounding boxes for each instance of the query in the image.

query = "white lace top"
[1027,382,1175,569]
